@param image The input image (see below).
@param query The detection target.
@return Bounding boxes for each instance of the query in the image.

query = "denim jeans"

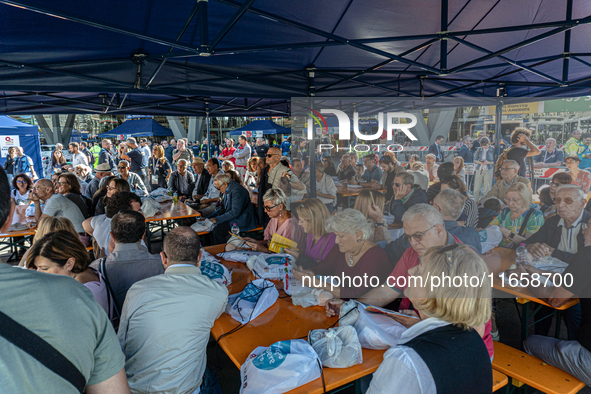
[199,364,223,394]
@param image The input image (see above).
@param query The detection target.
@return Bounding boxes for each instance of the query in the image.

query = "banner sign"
[543,97,591,113]
[0,135,19,158]
[488,102,541,115]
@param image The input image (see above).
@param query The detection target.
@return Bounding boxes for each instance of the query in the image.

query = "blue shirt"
[280,141,291,155]
[578,145,591,169]
[535,149,564,164]
[127,147,148,171]
[457,145,473,163]
[361,165,383,183]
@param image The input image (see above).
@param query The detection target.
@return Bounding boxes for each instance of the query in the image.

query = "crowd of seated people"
[4,129,591,393]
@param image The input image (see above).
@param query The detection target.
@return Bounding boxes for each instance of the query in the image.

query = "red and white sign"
[0,135,19,158]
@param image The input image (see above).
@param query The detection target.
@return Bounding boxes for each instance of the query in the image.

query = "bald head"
[37,179,53,189]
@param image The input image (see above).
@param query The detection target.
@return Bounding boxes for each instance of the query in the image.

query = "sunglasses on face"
[118,166,127,169]
[554,197,575,205]
[394,182,402,188]
[266,154,278,157]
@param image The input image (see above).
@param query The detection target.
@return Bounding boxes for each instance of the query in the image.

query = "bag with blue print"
[226,279,278,324]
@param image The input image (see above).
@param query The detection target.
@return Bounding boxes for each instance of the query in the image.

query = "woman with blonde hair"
[19,216,78,268]
[488,182,544,248]
[244,156,259,189]
[26,230,114,320]
[368,244,493,394]
[291,209,390,298]
[452,156,466,184]
[285,198,337,269]
[148,144,172,190]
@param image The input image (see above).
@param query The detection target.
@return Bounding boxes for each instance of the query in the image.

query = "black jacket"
[193,169,211,196]
[524,210,590,262]
[388,185,428,224]
[168,171,195,198]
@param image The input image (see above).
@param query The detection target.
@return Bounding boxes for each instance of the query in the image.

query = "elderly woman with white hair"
[292,209,390,299]
[367,244,493,394]
[240,188,302,253]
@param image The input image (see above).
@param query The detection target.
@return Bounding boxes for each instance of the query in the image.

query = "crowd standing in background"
[2,126,591,393]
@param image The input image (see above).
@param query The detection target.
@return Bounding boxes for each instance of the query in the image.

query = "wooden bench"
[492,369,508,392]
[492,342,585,394]
[197,226,264,237]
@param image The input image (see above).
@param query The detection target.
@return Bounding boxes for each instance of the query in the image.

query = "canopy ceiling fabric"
[1,0,591,115]
[99,119,174,137]
[229,120,290,135]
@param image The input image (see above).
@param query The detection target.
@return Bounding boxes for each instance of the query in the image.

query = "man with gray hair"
[479,159,531,203]
[457,135,474,163]
[360,204,464,309]
[388,171,428,224]
[525,185,589,262]
[121,137,149,189]
[523,184,588,339]
[232,135,252,178]
[433,188,482,254]
[118,226,227,394]
[168,158,194,200]
[205,173,257,245]
[534,137,564,168]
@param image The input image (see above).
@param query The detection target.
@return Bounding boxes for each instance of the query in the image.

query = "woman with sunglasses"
[291,209,390,299]
[26,230,115,322]
[242,189,300,253]
[440,175,479,229]
[488,182,544,248]
[564,155,591,193]
[11,173,33,205]
[56,172,89,218]
[367,244,493,394]
[95,178,130,216]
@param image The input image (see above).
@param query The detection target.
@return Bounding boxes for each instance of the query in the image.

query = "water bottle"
[173,192,178,203]
[516,243,528,265]
[231,223,240,236]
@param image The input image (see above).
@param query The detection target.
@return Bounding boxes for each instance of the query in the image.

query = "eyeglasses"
[266,154,279,158]
[16,180,26,184]
[404,224,437,243]
[554,197,575,205]
[264,204,278,211]
[106,185,116,190]
[500,167,515,171]
[57,181,68,185]
[117,166,127,169]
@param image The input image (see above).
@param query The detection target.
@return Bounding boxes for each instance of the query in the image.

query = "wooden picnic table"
[144,200,201,248]
[206,244,387,394]
[335,185,387,208]
[482,247,579,342]
[0,204,36,239]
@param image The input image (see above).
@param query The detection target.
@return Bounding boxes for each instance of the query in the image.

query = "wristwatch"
[375,223,384,228]
[509,232,515,240]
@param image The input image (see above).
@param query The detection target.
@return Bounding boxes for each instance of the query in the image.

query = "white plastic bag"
[200,261,232,286]
[308,326,363,368]
[149,187,169,196]
[291,285,333,308]
[201,250,220,264]
[226,279,279,324]
[218,251,265,263]
[247,253,294,281]
[479,225,503,254]
[240,339,322,394]
[191,219,215,233]
[140,197,161,218]
[339,301,406,350]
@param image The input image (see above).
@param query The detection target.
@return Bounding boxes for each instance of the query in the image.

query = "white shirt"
[43,193,85,233]
[117,265,228,394]
[71,152,89,168]
[316,173,337,205]
[91,215,112,256]
[204,174,220,200]
[367,318,450,394]
[557,210,585,254]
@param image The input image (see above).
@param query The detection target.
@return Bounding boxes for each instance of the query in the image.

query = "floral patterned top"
[572,170,591,193]
[490,207,545,248]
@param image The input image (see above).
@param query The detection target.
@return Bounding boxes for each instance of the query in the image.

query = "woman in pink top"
[244,188,300,252]
[26,230,115,322]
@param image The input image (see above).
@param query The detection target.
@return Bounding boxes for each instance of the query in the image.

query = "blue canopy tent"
[229,120,290,136]
[99,119,174,138]
[0,116,43,177]
[0,1,591,115]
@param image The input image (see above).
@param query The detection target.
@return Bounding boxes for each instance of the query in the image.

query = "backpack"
[493,146,516,181]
